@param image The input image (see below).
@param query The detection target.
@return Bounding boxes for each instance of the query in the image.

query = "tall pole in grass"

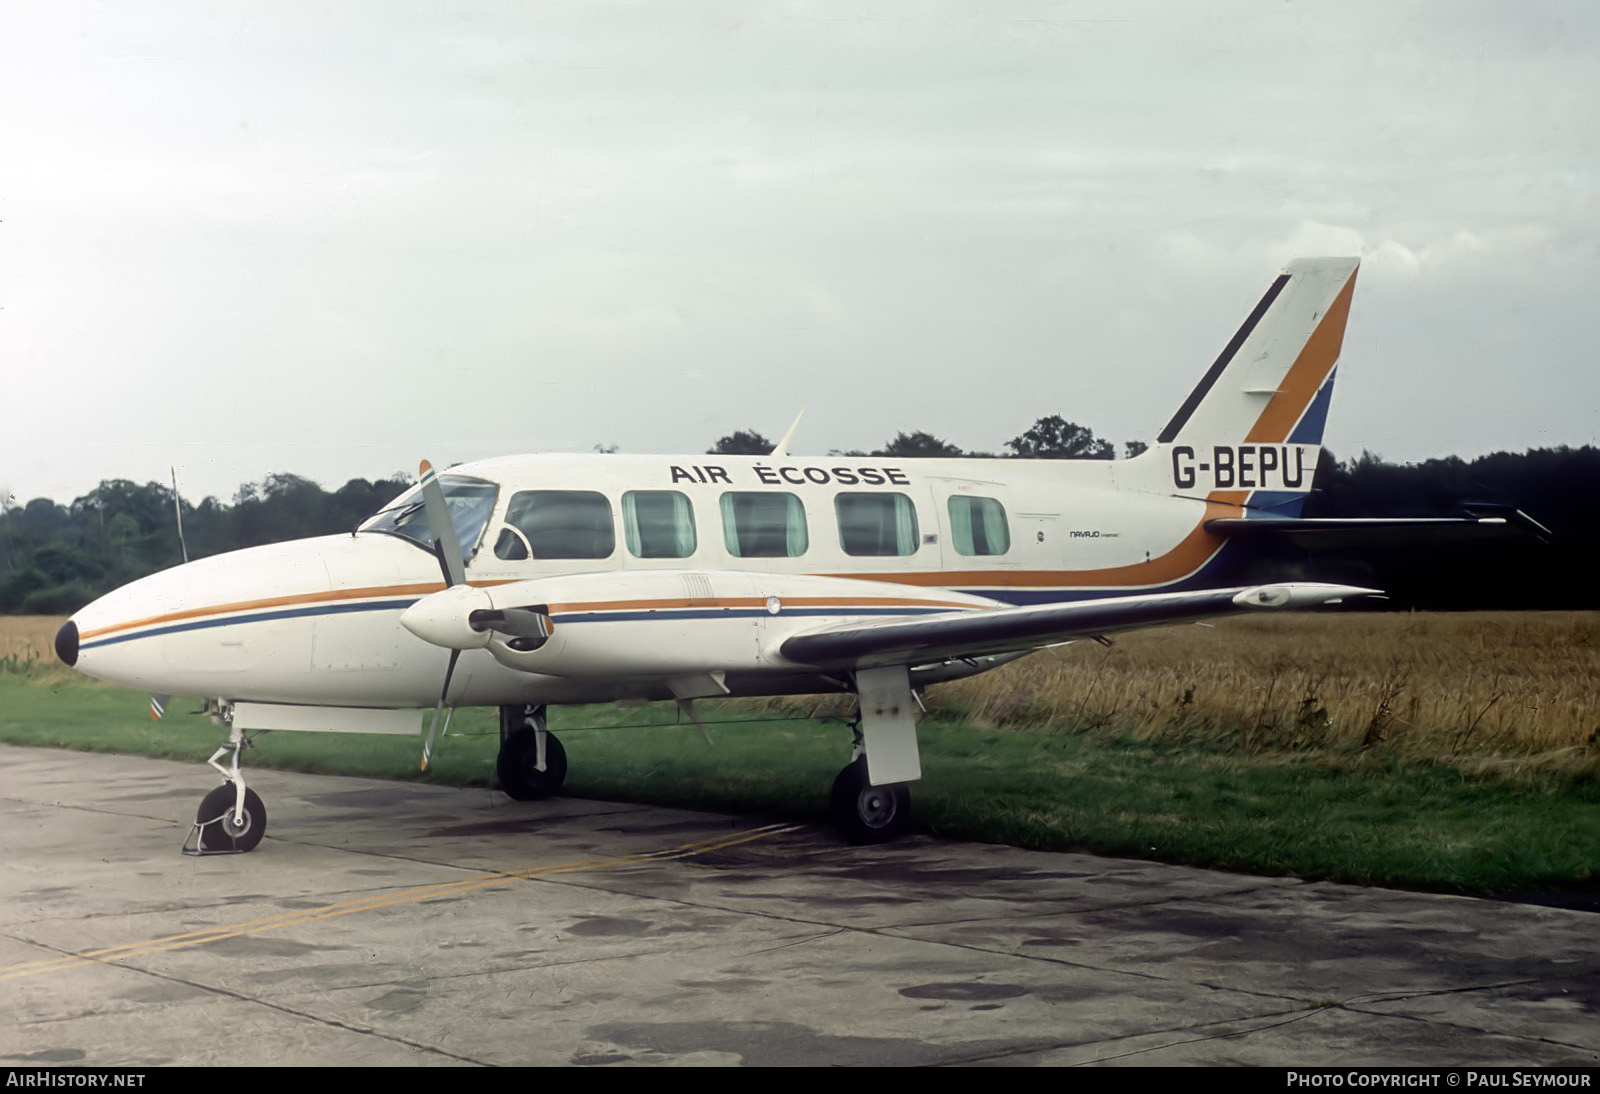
[0,493,14,573]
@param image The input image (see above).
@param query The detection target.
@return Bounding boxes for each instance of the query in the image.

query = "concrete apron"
[1,744,1595,1067]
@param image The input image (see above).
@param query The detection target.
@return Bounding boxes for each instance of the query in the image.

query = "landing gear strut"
[497,704,567,801]
[828,665,920,844]
[183,705,268,854]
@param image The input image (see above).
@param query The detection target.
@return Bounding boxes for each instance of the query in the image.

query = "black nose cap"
[55,620,79,667]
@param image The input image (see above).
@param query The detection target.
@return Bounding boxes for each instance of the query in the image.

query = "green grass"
[2,666,1595,896]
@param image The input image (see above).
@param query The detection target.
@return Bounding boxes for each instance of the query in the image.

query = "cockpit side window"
[494,490,615,560]
[361,476,498,562]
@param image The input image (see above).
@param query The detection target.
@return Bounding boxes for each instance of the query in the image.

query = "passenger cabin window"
[623,491,696,558]
[948,496,1010,556]
[720,492,808,558]
[494,490,615,560]
[836,493,920,557]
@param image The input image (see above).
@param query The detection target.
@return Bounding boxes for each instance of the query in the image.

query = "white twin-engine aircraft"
[54,256,1512,854]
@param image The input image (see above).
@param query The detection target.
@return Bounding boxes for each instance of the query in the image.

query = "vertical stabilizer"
[1132,257,1358,514]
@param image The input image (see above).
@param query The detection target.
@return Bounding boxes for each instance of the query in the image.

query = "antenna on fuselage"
[170,467,189,564]
[770,410,806,457]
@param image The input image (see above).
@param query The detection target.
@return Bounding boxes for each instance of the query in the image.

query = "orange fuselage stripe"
[78,581,450,642]
[842,490,1248,587]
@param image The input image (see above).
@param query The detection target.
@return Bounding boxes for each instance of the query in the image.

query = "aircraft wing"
[779,582,1376,670]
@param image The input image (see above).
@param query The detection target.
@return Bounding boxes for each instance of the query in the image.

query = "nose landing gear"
[496,704,568,801]
[182,703,268,855]
[187,785,267,854]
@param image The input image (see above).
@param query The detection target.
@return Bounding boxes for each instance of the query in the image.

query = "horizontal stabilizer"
[1206,509,1551,548]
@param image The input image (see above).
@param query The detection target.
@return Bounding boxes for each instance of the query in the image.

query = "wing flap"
[779,583,1377,669]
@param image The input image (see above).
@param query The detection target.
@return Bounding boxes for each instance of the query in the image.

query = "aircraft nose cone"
[55,619,79,667]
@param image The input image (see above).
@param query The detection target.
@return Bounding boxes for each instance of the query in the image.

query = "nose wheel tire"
[194,785,267,853]
[830,758,911,844]
[497,729,568,801]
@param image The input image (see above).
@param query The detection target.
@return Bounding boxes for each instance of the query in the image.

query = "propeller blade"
[421,647,461,772]
[418,459,466,588]
[677,699,715,747]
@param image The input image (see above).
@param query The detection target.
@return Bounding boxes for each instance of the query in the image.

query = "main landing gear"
[497,704,567,801]
[828,664,921,844]
[831,755,911,844]
[183,707,268,855]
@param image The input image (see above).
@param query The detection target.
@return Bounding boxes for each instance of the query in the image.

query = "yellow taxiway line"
[1,822,802,983]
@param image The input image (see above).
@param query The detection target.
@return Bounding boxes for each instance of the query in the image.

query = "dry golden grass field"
[2,616,71,669]
[9,611,1598,767]
[924,611,1600,765]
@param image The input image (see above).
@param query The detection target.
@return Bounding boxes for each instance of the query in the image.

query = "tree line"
[1,473,412,615]
[709,415,1144,459]
[1292,446,1598,610]
[3,419,1594,613]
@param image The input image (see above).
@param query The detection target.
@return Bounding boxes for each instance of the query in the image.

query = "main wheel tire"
[196,785,267,853]
[830,758,911,844]
[497,730,568,801]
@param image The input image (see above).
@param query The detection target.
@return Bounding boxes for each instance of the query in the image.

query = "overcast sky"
[4,1,1597,508]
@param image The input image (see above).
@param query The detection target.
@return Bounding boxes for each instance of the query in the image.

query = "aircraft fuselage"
[63,450,1238,709]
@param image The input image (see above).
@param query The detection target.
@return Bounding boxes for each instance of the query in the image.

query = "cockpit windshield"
[360,475,499,563]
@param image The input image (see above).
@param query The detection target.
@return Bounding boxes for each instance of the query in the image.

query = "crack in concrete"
[10,936,496,1066]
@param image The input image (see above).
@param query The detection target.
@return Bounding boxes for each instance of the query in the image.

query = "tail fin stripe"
[1243,270,1357,444]
[1156,274,1289,444]
[1287,372,1337,446]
